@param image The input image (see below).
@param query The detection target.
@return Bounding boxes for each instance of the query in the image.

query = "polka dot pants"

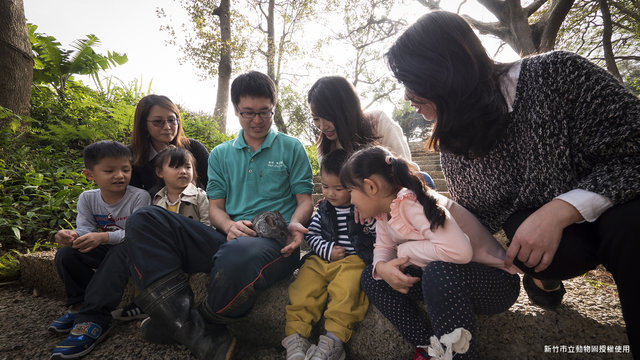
[361,261,520,359]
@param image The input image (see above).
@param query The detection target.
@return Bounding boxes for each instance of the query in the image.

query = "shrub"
[181,109,235,150]
[0,111,91,249]
[305,144,319,175]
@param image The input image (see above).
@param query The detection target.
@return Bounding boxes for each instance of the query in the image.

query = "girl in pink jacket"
[340,146,520,360]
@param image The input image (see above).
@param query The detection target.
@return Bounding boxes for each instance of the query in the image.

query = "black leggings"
[503,198,640,358]
[361,262,520,359]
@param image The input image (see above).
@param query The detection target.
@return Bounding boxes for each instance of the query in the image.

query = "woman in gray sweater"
[365,10,640,359]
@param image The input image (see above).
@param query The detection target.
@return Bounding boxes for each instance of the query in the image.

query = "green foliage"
[31,81,137,148]
[29,23,128,100]
[0,112,92,249]
[305,144,319,175]
[393,100,431,141]
[278,84,317,143]
[180,109,235,150]
[157,1,251,78]
[555,1,640,83]
[0,241,57,281]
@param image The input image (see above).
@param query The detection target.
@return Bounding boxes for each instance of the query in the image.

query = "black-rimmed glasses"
[238,110,274,119]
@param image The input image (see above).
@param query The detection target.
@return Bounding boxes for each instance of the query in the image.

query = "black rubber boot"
[135,270,236,359]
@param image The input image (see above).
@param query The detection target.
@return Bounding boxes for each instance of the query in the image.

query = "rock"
[18,251,631,360]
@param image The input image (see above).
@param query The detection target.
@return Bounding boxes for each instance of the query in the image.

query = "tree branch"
[456,0,468,14]
[363,84,396,110]
[415,0,440,10]
[592,55,640,61]
[525,0,549,16]
[477,0,506,18]
[609,1,640,23]
[538,0,575,51]
[598,0,623,81]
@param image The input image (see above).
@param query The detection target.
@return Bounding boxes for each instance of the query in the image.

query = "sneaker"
[412,347,431,360]
[48,311,78,334]
[110,302,148,321]
[281,333,311,360]
[50,322,108,359]
[305,335,345,360]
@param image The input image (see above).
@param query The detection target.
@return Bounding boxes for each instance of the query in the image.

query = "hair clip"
[385,155,393,165]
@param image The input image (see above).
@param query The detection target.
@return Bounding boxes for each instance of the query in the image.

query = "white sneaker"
[282,333,311,360]
[305,335,345,360]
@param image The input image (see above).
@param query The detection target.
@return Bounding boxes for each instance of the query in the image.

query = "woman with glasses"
[309,76,436,190]
[129,94,210,196]
[99,95,211,325]
[364,11,640,359]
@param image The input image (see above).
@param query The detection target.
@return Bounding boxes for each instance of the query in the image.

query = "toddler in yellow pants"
[282,150,376,360]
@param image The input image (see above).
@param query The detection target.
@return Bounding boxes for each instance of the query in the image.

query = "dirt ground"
[0,266,632,360]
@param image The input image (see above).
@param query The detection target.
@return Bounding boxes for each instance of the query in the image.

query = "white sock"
[325,331,343,346]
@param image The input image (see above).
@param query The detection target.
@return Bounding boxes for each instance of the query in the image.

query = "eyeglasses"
[238,110,274,119]
[147,118,179,128]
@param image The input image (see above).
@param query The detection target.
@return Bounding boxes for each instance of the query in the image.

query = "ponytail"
[340,146,446,230]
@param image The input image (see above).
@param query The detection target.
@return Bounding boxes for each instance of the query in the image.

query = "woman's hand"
[226,220,256,242]
[505,199,582,272]
[375,257,420,294]
[353,206,372,224]
[281,222,308,257]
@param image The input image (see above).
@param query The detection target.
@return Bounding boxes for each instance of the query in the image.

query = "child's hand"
[72,232,108,253]
[375,257,420,294]
[330,245,345,261]
[55,230,78,247]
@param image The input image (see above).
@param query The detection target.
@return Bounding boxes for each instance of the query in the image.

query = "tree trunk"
[598,0,623,82]
[213,0,231,133]
[457,0,575,56]
[266,0,287,133]
[0,0,33,117]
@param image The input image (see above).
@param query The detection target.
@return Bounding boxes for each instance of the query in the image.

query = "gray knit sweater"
[441,51,640,233]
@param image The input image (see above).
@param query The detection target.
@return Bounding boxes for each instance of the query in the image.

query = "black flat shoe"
[522,274,566,309]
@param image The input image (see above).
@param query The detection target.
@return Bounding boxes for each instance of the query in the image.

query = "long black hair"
[130,95,189,167]
[340,146,445,230]
[386,11,509,158]
[308,76,378,157]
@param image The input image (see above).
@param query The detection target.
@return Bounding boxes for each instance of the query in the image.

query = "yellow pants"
[285,254,369,342]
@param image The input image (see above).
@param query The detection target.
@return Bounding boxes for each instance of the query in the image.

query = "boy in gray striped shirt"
[282,150,375,360]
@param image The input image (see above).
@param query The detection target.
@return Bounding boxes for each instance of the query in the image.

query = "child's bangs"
[167,150,190,168]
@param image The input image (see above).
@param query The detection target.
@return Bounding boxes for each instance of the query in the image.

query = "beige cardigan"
[153,183,211,227]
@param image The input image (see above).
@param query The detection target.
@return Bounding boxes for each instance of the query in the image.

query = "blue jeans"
[125,206,300,319]
[54,244,112,307]
[420,171,436,190]
[75,244,131,327]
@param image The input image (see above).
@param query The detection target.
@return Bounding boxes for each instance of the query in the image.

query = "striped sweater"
[442,51,640,233]
[305,205,376,261]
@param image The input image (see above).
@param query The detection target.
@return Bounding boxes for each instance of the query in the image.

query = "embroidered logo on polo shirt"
[267,160,285,168]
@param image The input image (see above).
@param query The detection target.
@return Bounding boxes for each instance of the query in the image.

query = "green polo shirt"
[206,129,313,222]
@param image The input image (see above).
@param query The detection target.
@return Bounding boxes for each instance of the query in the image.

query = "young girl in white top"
[341,146,519,360]
[152,146,210,226]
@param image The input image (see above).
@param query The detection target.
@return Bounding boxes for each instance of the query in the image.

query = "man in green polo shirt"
[124,71,314,360]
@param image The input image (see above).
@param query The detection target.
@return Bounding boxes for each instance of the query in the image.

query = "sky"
[22,0,519,134]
